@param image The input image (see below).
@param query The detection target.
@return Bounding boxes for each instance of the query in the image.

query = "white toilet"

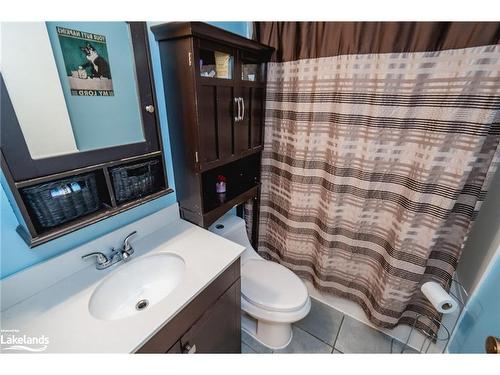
[209,214,310,349]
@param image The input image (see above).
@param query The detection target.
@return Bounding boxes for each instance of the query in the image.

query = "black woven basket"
[21,173,100,229]
[110,159,161,203]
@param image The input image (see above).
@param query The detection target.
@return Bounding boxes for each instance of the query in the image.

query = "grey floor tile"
[241,342,257,354]
[334,315,393,353]
[295,298,344,346]
[241,330,273,353]
[274,326,333,354]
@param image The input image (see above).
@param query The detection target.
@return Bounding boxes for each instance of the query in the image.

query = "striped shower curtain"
[251,22,500,334]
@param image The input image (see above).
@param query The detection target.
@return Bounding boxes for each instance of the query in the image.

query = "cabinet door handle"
[234,97,240,122]
[183,343,197,354]
[238,97,243,121]
[241,97,245,121]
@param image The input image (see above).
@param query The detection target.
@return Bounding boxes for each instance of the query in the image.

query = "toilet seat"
[241,259,309,313]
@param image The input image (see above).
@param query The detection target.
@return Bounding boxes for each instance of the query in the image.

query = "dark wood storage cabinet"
[151,22,273,230]
[136,259,241,354]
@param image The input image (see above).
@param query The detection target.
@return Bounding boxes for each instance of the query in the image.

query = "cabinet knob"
[145,105,155,113]
[183,343,197,354]
[486,336,500,354]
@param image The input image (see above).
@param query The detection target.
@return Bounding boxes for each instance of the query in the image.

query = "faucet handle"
[82,252,109,266]
[123,231,137,252]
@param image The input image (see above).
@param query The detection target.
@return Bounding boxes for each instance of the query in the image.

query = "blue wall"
[208,22,251,38]
[448,251,500,353]
[46,22,145,151]
[0,22,249,279]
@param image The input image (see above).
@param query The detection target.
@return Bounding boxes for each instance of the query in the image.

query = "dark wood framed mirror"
[1,22,173,247]
[2,22,162,181]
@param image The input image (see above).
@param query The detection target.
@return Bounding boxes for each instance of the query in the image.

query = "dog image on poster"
[56,26,114,96]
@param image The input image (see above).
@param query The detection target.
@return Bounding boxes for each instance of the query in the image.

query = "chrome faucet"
[82,231,138,270]
[81,252,110,269]
[122,231,137,259]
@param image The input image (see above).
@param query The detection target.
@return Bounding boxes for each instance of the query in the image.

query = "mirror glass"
[1,22,145,159]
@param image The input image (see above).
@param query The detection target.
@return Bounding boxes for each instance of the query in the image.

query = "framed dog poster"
[56,26,114,96]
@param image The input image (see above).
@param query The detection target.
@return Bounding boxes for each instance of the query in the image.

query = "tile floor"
[241,298,418,354]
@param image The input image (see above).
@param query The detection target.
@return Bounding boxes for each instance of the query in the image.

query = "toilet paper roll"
[421,281,458,314]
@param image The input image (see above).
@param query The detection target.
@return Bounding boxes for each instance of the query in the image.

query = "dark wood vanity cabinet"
[151,22,273,230]
[180,279,241,353]
[136,258,241,354]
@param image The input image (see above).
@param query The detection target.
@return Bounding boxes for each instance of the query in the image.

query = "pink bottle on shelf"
[216,174,227,193]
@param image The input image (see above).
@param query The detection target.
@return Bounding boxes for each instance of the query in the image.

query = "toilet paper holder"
[394,278,468,354]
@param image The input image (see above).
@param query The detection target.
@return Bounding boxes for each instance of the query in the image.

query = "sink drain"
[135,299,149,311]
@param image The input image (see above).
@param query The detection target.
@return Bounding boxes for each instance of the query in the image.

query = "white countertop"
[0,206,244,353]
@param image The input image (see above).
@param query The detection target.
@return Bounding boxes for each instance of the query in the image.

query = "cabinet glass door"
[198,41,234,80]
[239,51,266,82]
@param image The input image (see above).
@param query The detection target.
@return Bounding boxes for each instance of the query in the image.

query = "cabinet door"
[244,86,265,149]
[250,87,265,148]
[234,86,265,152]
[195,40,237,165]
[237,50,267,151]
[180,279,241,353]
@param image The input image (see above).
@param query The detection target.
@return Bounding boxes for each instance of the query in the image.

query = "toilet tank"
[208,213,259,263]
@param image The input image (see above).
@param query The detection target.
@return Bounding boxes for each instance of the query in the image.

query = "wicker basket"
[21,173,100,229]
[110,159,161,203]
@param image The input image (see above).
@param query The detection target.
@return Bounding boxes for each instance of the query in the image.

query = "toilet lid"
[241,259,308,312]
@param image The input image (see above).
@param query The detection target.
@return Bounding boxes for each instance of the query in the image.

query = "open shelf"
[16,188,173,248]
[203,180,259,213]
[199,153,260,226]
[10,152,172,248]
[202,185,259,228]
[19,169,110,234]
[109,155,166,205]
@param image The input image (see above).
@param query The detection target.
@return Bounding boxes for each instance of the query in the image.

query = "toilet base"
[242,313,293,350]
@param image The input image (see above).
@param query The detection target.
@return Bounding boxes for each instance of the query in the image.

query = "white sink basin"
[89,253,185,321]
